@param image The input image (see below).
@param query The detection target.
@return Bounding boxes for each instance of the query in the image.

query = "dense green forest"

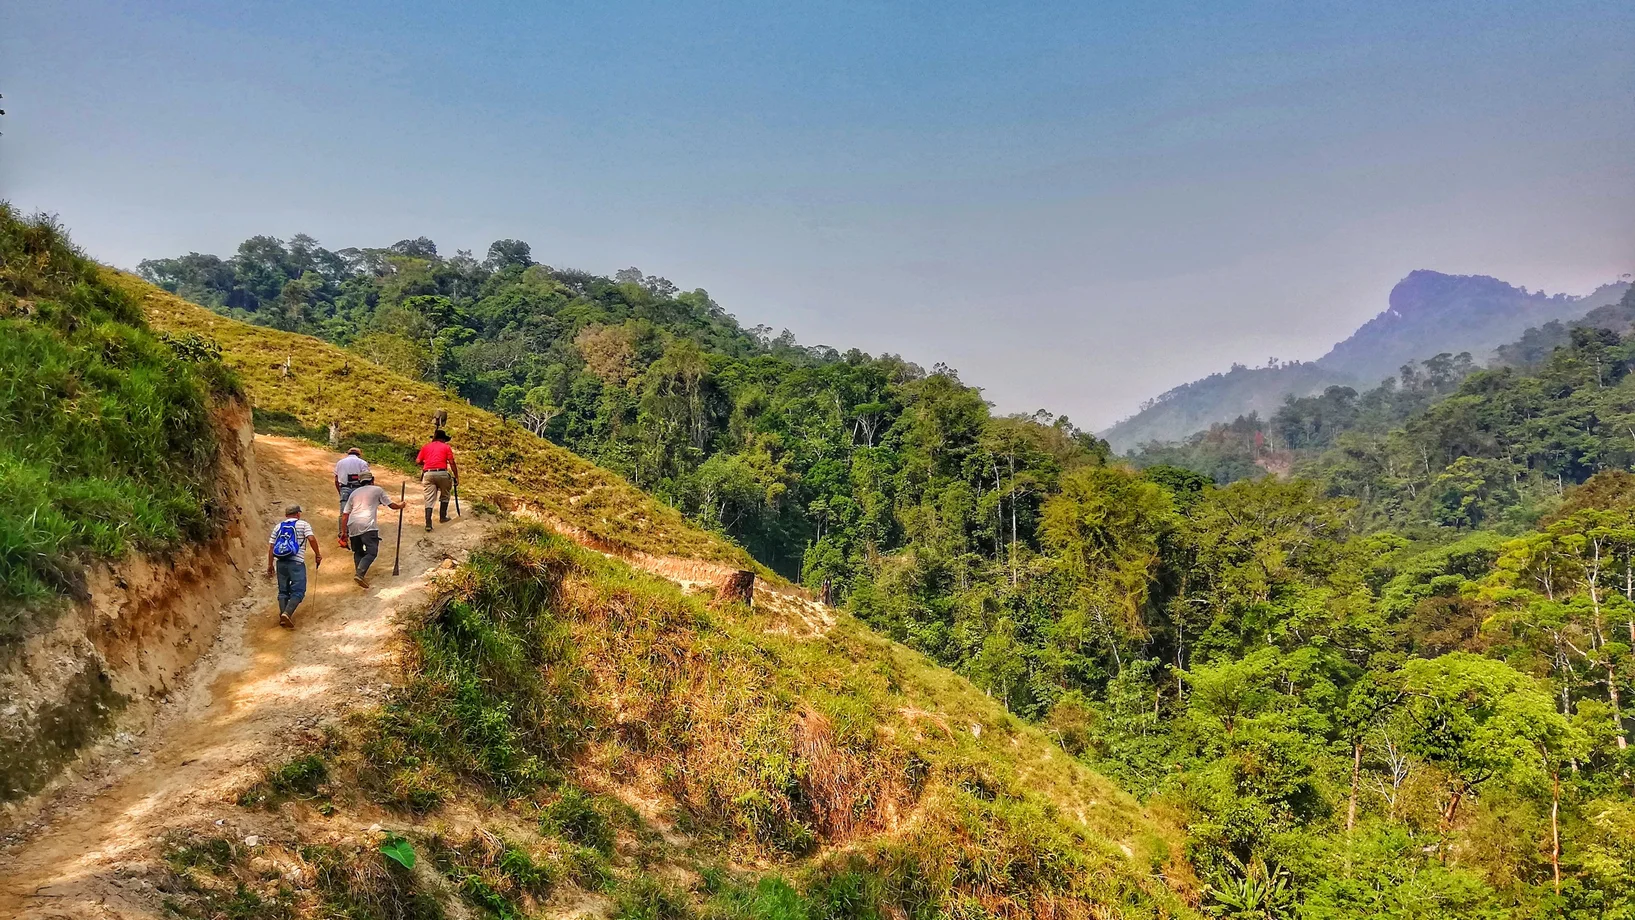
[1100,358,1348,452]
[1127,350,1480,486]
[139,235,1114,583]
[142,234,1635,917]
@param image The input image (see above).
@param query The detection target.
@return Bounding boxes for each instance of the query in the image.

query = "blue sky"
[4,0,1633,427]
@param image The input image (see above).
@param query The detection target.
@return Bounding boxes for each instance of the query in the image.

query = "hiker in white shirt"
[341,473,404,589]
[333,447,371,548]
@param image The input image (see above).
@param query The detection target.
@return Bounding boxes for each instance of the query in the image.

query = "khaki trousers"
[421,469,452,509]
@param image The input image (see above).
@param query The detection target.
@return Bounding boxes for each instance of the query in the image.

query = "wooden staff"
[391,482,406,576]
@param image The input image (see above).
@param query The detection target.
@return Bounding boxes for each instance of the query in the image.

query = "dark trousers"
[350,531,382,578]
[275,557,308,614]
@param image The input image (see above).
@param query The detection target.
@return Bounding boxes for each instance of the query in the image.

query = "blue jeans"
[337,486,356,539]
[275,556,308,615]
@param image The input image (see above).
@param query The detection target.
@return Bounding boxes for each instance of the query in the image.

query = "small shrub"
[804,870,881,920]
[541,785,616,854]
[565,844,615,890]
[161,833,295,920]
[701,875,810,920]
[382,763,454,814]
[430,831,556,920]
[303,843,446,920]
[238,753,328,807]
[164,833,236,872]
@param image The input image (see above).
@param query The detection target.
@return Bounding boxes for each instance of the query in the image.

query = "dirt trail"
[0,436,490,919]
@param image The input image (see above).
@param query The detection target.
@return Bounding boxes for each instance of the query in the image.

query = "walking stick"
[391,483,405,576]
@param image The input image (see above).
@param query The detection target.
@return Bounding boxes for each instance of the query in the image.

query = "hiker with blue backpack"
[266,504,323,628]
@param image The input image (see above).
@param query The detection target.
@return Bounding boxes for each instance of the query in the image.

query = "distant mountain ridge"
[1101,270,1629,451]
[1100,360,1350,454]
[1316,270,1629,383]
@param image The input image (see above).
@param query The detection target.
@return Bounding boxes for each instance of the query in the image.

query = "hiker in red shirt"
[416,429,460,531]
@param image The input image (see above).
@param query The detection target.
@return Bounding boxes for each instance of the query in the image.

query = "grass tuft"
[238,753,329,808]
[540,784,617,854]
[428,830,556,920]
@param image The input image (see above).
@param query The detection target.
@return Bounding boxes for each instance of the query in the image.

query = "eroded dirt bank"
[0,403,261,807]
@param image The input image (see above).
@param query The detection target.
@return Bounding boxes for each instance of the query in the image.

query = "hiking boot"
[439,500,450,523]
[354,575,371,589]
[278,611,294,629]
[424,510,434,532]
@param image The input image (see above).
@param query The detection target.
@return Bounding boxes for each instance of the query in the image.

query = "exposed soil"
[0,435,490,918]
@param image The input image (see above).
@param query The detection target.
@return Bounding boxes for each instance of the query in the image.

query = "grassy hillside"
[117,270,762,573]
[167,526,1197,919]
[118,270,1199,917]
[0,206,234,639]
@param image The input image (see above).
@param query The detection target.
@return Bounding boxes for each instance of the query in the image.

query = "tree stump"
[716,570,755,607]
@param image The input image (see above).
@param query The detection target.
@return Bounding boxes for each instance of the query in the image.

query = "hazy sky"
[4,1,1633,428]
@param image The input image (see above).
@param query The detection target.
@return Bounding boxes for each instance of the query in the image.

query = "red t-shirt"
[417,441,455,470]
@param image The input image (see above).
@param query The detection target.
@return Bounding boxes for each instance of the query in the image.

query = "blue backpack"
[272,520,302,559]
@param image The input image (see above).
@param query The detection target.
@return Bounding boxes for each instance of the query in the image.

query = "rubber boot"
[439,499,451,523]
[424,509,434,532]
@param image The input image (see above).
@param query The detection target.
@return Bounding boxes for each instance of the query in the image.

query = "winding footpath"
[0,436,491,919]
